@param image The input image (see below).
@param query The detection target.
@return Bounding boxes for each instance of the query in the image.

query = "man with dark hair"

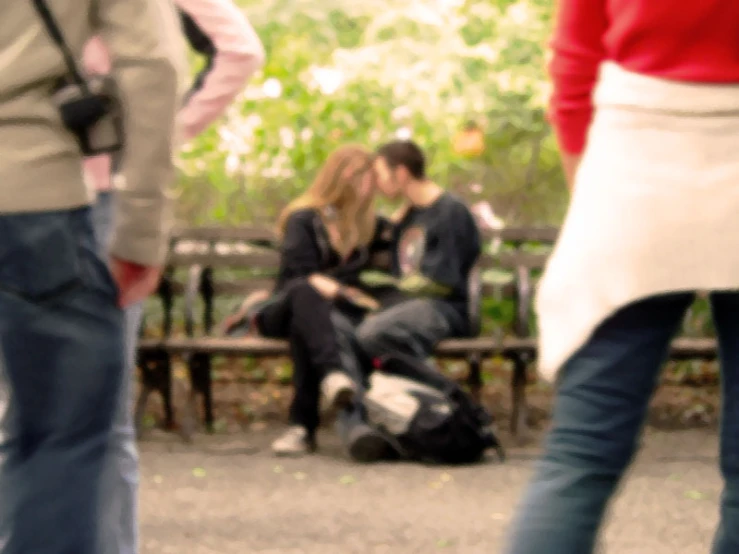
[376,140,427,182]
[357,139,481,366]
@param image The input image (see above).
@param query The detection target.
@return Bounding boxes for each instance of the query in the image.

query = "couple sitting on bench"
[222,140,481,461]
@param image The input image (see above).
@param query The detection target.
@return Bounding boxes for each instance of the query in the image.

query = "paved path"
[138,427,722,554]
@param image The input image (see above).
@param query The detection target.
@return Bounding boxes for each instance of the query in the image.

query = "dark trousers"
[257,280,368,436]
[356,298,463,361]
[506,292,739,554]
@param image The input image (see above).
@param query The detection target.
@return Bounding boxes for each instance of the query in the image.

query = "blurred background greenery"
[176,0,567,228]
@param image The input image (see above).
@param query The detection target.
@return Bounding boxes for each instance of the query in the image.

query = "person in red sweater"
[550,0,739,188]
[505,1,739,553]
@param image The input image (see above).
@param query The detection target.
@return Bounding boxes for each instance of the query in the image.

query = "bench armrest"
[185,264,204,338]
[158,265,176,337]
[513,266,532,338]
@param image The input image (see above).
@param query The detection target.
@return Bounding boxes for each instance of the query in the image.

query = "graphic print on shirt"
[397,225,427,276]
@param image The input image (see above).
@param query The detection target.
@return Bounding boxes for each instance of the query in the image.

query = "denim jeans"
[355,298,455,361]
[505,291,739,554]
[332,298,456,446]
[333,310,376,445]
[92,191,143,554]
[0,207,125,554]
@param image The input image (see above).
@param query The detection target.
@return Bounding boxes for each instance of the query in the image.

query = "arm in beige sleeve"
[93,0,186,266]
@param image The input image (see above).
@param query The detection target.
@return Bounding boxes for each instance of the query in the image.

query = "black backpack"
[364,353,505,465]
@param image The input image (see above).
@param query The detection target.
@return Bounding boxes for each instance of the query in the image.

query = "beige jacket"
[0,0,185,266]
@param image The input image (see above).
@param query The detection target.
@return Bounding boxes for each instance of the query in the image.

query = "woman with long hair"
[224,144,396,460]
[505,1,739,553]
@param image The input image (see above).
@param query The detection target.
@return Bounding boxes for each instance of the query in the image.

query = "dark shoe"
[347,424,395,463]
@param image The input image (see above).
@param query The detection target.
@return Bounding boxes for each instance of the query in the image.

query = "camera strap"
[31,0,90,93]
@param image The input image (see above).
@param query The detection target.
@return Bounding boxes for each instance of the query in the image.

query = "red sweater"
[549,0,739,154]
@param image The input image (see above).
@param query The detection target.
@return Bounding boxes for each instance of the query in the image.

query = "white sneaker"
[321,371,356,411]
[271,426,316,457]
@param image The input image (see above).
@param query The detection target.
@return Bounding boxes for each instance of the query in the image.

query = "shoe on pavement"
[271,426,316,457]
[347,423,395,463]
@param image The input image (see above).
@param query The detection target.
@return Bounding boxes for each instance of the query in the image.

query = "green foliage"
[176,0,567,227]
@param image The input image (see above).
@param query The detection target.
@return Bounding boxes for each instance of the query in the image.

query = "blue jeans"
[332,311,373,445]
[355,298,455,360]
[0,207,125,554]
[92,191,142,554]
[335,298,455,446]
[506,292,739,554]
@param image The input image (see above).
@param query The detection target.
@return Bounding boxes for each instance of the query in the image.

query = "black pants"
[256,279,366,435]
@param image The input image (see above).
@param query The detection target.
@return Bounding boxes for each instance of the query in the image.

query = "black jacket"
[275,209,394,293]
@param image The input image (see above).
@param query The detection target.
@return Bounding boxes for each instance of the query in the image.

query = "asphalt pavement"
[138,426,722,553]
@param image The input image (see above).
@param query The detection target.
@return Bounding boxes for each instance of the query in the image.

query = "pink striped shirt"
[84,0,264,191]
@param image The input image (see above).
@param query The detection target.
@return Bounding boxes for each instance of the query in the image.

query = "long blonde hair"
[277,144,377,256]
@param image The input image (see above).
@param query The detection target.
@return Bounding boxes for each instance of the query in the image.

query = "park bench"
[136,225,719,442]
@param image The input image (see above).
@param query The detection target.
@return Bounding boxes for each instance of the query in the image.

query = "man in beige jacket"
[0,1,183,553]
[84,2,264,553]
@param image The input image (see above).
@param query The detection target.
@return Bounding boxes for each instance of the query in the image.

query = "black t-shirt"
[390,193,481,319]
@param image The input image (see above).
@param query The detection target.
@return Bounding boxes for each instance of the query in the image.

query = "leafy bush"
[176,0,567,227]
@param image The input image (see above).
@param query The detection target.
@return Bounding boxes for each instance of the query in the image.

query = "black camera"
[31,0,124,157]
[52,74,124,157]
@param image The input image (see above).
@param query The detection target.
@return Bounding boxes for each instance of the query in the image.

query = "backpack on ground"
[363,353,505,464]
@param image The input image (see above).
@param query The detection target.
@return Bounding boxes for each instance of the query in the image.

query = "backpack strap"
[32,0,89,91]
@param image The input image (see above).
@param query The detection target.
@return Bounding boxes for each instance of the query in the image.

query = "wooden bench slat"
[211,279,276,295]
[174,226,559,246]
[167,251,280,267]
[167,278,276,296]
[480,252,550,270]
[138,336,528,358]
[487,226,559,243]
[171,226,277,243]
[435,337,536,356]
[481,282,515,296]
[138,335,718,360]
[138,336,535,359]
[139,336,290,357]
[166,280,511,298]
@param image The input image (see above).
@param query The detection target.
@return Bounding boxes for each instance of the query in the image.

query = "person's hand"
[109,257,163,308]
[341,286,380,311]
[308,274,341,299]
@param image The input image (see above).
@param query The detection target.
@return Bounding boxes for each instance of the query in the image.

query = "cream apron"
[536,62,739,381]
